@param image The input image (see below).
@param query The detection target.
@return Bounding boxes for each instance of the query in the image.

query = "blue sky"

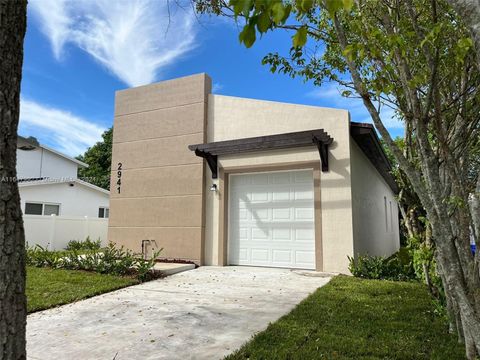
[20,0,403,157]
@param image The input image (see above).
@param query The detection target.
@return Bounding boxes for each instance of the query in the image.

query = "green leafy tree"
[77,128,112,190]
[445,0,480,66]
[198,0,480,357]
[382,137,440,298]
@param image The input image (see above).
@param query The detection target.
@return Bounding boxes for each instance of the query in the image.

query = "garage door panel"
[272,228,291,241]
[270,171,291,184]
[228,169,316,270]
[294,188,314,200]
[251,173,269,185]
[237,228,249,240]
[251,249,269,262]
[272,249,292,264]
[272,208,291,220]
[294,171,313,183]
[295,250,315,265]
[295,208,314,220]
[295,228,315,241]
[251,191,269,201]
[251,228,268,240]
[229,208,247,220]
[237,248,248,261]
[272,189,291,201]
[255,208,271,220]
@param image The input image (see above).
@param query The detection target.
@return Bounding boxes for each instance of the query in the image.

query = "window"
[389,201,393,233]
[98,207,109,218]
[25,203,42,215]
[25,202,60,216]
[384,196,388,232]
[44,204,60,216]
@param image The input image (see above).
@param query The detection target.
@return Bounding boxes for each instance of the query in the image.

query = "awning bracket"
[195,149,218,179]
[312,135,330,172]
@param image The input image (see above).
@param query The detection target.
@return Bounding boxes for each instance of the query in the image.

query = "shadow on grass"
[226,275,465,360]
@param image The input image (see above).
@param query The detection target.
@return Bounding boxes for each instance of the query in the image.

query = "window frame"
[24,202,43,215]
[389,201,393,233]
[384,196,388,232]
[24,201,61,216]
[98,206,109,219]
[43,203,60,216]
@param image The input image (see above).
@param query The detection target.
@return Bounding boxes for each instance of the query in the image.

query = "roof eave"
[17,136,89,168]
[350,122,399,194]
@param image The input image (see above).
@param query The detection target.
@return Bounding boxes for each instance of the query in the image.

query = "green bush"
[348,248,416,281]
[65,237,101,252]
[26,243,163,282]
[26,245,63,268]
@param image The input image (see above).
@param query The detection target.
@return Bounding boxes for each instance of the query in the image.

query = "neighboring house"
[17,136,110,218]
[108,73,400,273]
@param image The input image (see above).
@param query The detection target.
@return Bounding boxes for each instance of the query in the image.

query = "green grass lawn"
[226,275,465,360]
[26,266,138,313]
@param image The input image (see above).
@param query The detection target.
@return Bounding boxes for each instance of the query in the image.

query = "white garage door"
[228,169,315,269]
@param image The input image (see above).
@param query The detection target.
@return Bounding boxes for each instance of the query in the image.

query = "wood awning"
[188,129,334,179]
[350,122,398,193]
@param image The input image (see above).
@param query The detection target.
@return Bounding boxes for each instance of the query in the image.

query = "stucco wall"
[350,140,400,257]
[19,182,109,218]
[205,94,354,273]
[108,74,210,261]
[17,148,78,180]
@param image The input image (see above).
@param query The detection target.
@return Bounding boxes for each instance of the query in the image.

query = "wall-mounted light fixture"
[210,183,218,192]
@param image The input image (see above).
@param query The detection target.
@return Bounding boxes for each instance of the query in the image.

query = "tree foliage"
[77,128,112,190]
[445,0,480,66]
[197,0,480,357]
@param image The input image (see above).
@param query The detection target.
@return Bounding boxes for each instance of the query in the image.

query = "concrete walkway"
[27,266,332,360]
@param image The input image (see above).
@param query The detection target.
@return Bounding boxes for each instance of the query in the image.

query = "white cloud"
[306,82,404,130]
[29,0,197,87]
[212,82,224,93]
[19,98,105,157]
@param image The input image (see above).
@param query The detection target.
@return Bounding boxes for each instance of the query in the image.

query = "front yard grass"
[27,266,138,313]
[226,275,465,360]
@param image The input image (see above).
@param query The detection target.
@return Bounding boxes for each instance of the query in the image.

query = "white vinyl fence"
[23,215,108,250]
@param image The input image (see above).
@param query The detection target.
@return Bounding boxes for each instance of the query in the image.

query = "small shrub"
[136,249,163,282]
[348,249,416,281]
[65,237,101,252]
[26,245,63,268]
[26,242,162,282]
[348,254,385,279]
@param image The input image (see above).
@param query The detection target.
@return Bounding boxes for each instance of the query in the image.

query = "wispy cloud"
[19,99,105,157]
[306,82,404,130]
[212,82,224,93]
[29,0,197,87]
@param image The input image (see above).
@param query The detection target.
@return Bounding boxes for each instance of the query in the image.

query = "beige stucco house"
[108,73,399,273]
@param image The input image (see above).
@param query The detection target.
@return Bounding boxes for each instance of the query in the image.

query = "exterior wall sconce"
[210,184,218,192]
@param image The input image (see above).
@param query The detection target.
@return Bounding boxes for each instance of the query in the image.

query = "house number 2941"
[117,162,122,194]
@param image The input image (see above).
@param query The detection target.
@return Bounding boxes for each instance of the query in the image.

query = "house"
[17,136,110,218]
[108,73,400,273]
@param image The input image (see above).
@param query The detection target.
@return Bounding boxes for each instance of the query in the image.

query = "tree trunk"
[435,230,480,358]
[0,1,28,359]
[331,9,480,358]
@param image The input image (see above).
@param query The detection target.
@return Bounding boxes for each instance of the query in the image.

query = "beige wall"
[108,74,211,263]
[108,74,395,273]
[350,140,400,257]
[204,95,354,273]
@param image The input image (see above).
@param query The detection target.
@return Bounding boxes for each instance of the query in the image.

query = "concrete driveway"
[27,266,331,360]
